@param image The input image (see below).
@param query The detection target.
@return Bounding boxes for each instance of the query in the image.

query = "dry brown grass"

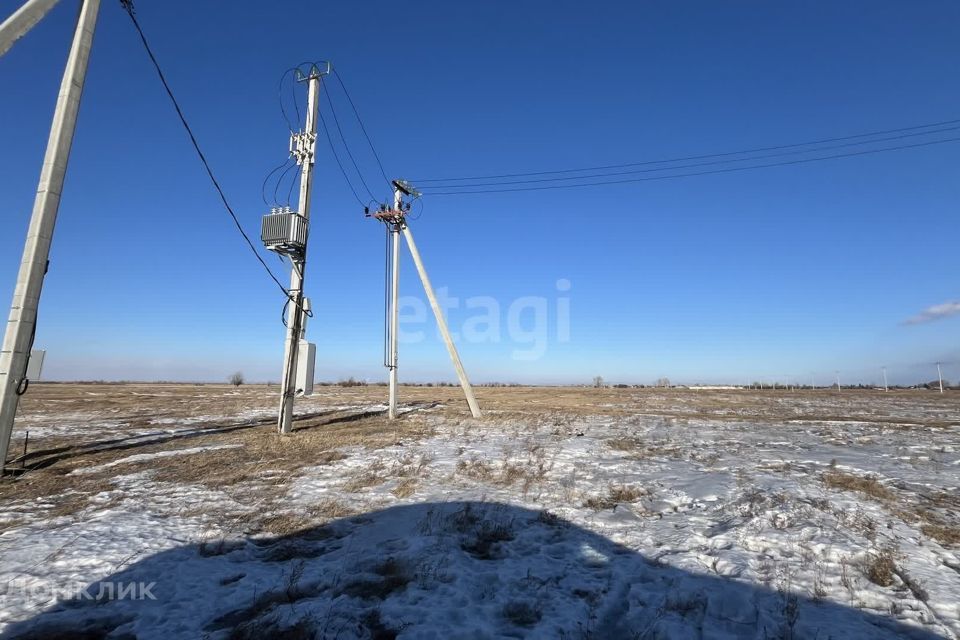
[456,458,492,480]
[497,463,528,486]
[821,470,895,501]
[864,546,898,587]
[14,382,960,445]
[0,394,416,525]
[305,498,353,521]
[608,438,685,461]
[6,382,959,535]
[256,512,313,536]
[582,484,648,511]
[607,437,643,452]
[254,498,353,535]
[392,477,418,498]
[921,524,960,546]
[337,556,413,601]
[502,600,542,627]
[344,468,387,493]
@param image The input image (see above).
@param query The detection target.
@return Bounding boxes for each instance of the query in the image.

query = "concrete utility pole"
[0,0,100,475]
[277,65,324,435]
[882,366,888,392]
[386,188,401,419]
[372,181,482,419]
[937,362,944,394]
[0,0,61,57]
[835,371,841,392]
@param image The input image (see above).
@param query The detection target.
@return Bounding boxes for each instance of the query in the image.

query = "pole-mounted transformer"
[261,206,308,257]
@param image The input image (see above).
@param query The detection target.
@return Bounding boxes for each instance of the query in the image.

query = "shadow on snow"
[1,501,946,639]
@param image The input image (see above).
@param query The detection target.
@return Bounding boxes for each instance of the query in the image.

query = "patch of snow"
[70,445,244,475]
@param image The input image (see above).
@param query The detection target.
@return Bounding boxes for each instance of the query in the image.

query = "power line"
[318,103,366,206]
[261,157,292,206]
[278,68,297,131]
[278,62,314,131]
[420,125,960,189]
[289,68,301,129]
[285,161,300,205]
[331,67,391,186]
[274,162,298,206]
[420,135,960,195]
[414,117,960,184]
[119,0,293,299]
[323,80,378,201]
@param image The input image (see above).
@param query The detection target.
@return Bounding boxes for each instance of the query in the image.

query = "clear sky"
[1,0,958,386]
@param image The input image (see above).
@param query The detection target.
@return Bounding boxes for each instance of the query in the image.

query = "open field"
[1,384,959,638]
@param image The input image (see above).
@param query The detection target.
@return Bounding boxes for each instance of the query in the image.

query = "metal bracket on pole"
[295,61,331,83]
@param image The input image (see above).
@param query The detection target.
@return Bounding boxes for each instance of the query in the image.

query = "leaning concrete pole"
[0,0,100,475]
[0,0,61,58]
[400,226,482,418]
[277,68,321,435]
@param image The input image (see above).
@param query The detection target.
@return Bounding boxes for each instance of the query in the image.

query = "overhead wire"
[274,162,299,206]
[331,67,391,187]
[118,0,295,302]
[322,82,378,201]
[285,162,300,206]
[318,99,367,206]
[419,125,960,190]
[261,157,293,206]
[269,65,312,208]
[420,135,960,195]
[290,69,301,130]
[261,68,304,209]
[278,61,313,131]
[278,68,297,131]
[407,194,424,221]
[413,116,960,184]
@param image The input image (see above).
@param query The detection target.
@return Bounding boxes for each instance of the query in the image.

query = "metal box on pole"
[25,350,45,381]
[296,340,315,397]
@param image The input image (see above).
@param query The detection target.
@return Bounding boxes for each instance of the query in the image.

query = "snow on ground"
[6,384,360,444]
[69,444,244,475]
[1,387,958,638]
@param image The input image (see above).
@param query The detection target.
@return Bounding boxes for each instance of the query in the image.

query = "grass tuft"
[502,601,541,627]
[582,485,648,511]
[822,470,895,501]
[864,546,897,587]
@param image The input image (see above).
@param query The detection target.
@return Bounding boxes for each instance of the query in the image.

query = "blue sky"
[1,0,958,385]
